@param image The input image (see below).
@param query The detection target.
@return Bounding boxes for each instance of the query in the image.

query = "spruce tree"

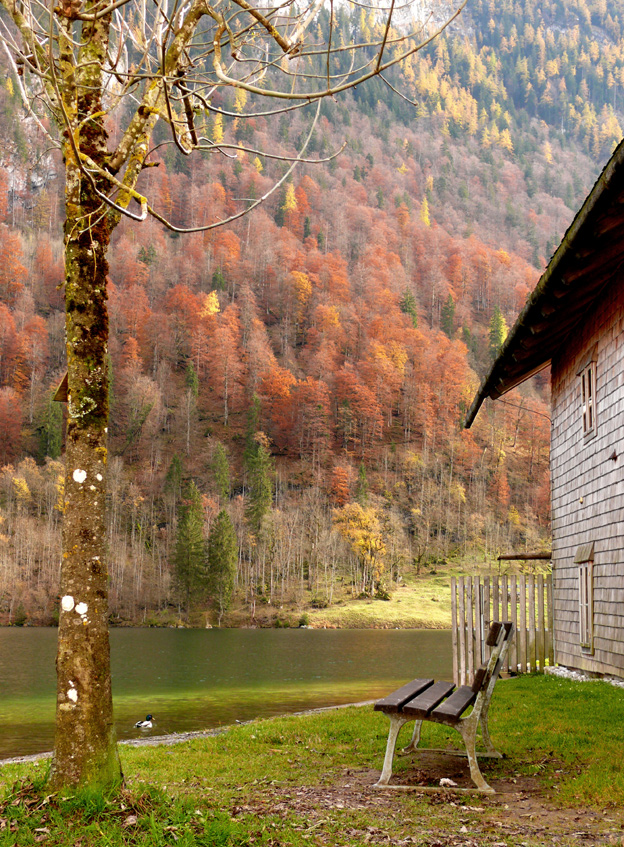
[36,390,63,461]
[185,361,199,398]
[399,289,418,328]
[488,305,509,360]
[207,510,238,626]
[213,442,231,503]
[173,481,206,610]
[244,395,274,535]
[246,435,274,535]
[356,462,369,506]
[441,294,456,338]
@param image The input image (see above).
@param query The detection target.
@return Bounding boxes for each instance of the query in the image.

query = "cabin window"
[575,543,594,654]
[580,360,597,438]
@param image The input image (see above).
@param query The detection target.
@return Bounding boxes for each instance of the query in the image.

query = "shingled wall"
[551,274,624,677]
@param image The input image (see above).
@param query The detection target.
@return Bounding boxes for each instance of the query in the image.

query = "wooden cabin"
[465,138,624,679]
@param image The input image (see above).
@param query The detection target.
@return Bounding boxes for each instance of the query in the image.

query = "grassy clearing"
[305,573,453,629]
[2,674,624,845]
[224,570,456,630]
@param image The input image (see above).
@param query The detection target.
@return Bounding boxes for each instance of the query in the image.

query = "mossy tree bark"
[49,7,122,790]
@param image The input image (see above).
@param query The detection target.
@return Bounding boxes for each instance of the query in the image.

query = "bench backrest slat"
[472,621,514,713]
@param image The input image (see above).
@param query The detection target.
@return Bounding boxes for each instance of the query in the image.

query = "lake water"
[0,628,452,760]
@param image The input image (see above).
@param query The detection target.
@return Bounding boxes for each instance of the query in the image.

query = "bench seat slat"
[374,678,434,713]
[429,685,476,723]
[402,681,455,719]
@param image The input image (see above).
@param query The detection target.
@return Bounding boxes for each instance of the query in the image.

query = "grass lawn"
[2,674,624,845]
[305,573,453,629]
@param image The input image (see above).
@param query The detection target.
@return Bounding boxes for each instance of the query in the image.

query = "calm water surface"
[0,628,451,759]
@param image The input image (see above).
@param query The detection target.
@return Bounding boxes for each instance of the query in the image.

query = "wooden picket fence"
[451,574,554,686]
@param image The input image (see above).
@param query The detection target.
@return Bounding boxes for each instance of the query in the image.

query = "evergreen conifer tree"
[207,509,238,625]
[441,294,456,338]
[173,481,206,610]
[36,390,63,460]
[245,434,274,535]
[488,305,509,360]
[399,289,419,328]
[356,462,369,506]
[185,361,199,398]
[244,395,274,535]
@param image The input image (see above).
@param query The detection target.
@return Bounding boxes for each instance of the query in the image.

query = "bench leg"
[375,715,408,786]
[479,701,498,755]
[401,719,422,754]
[458,719,495,794]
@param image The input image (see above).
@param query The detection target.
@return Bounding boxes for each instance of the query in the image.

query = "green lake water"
[0,627,452,760]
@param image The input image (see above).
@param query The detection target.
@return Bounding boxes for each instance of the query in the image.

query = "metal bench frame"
[374,622,514,793]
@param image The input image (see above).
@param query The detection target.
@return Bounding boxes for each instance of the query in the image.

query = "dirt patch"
[232,755,624,846]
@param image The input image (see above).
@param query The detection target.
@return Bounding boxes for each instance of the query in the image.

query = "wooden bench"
[374,621,514,793]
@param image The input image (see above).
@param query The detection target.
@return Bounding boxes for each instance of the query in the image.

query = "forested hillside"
[0,0,619,625]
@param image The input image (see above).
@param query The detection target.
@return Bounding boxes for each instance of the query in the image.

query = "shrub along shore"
[1,675,624,846]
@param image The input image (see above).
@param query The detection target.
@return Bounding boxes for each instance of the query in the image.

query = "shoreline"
[0,700,376,769]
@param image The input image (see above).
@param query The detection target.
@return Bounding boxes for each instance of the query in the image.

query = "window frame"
[575,543,595,654]
[579,358,597,439]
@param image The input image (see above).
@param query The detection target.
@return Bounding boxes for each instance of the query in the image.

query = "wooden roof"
[465,136,624,429]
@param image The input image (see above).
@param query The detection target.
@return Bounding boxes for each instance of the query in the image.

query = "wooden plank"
[451,576,458,687]
[519,574,527,673]
[483,577,491,663]
[403,681,455,719]
[474,576,483,667]
[375,679,435,713]
[458,578,466,687]
[510,575,518,673]
[501,574,509,673]
[497,553,552,560]
[430,687,476,722]
[547,573,554,666]
[466,577,474,684]
[493,577,500,628]
[537,574,546,671]
[528,575,536,672]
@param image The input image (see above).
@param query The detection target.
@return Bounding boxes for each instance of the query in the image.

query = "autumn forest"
[0,0,620,625]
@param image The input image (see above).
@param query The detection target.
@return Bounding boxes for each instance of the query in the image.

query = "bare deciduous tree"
[0,0,466,788]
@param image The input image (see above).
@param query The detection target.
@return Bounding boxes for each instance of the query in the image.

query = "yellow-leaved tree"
[333,503,387,597]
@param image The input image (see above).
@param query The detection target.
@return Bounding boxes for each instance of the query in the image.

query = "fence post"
[473,576,482,666]
[483,576,491,635]
[492,576,500,629]
[510,575,518,673]
[466,577,474,683]
[458,577,466,686]
[518,574,527,672]
[501,573,509,672]
[537,574,545,671]
[451,576,458,686]
[547,571,554,666]
[528,575,536,672]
